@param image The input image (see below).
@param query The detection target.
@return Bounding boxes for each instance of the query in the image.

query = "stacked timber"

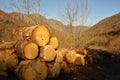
[15,59,48,80]
[40,45,56,62]
[0,24,86,80]
[16,40,38,59]
[49,36,58,49]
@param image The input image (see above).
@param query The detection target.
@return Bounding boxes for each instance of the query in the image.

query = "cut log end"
[65,50,77,63]
[55,50,63,63]
[16,41,38,60]
[49,37,58,49]
[31,25,50,46]
[24,43,38,59]
[40,45,56,62]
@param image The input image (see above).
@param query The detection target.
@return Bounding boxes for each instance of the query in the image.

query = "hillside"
[1,10,120,54]
[79,13,120,54]
[0,10,88,48]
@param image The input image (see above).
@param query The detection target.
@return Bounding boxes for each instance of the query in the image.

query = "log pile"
[0,24,86,80]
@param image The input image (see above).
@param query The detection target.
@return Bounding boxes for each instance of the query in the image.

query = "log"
[47,62,61,78]
[15,59,48,80]
[76,49,85,55]
[30,25,50,46]
[13,25,38,40]
[5,53,18,68]
[83,48,88,57]
[40,45,56,62]
[49,37,58,49]
[13,25,50,46]
[64,50,85,65]
[74,54,85,66]
[65,50,77,63]
[0,53,7,71]
[61,61,70,74]
[0,50,18,70]
[16,41,38,59]
[0,41,17,50]
[55,50,63,63]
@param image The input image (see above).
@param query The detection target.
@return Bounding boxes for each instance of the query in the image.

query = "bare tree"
[60,0,89,49]
[79,0,89,26]
[37,0,40,14]
[61,0,89,26]
[23,0,31,14]
[9,0,41,14]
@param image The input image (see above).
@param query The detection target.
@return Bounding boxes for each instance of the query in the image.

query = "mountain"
[79,13,120,54]
[84,13,120,35]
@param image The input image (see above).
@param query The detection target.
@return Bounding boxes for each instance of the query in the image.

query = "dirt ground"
[1,49,120,80]
[55,49,120,80]
[55,61,120,80]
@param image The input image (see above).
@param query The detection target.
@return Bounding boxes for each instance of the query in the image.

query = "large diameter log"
[16,41,38,59]
[55,50,63,63]
[15,59,48,80]
[30,25,50,46]
[13,25,50,46]
[49,37,58,49]
[40,45,56,62]
[47,62,61,78]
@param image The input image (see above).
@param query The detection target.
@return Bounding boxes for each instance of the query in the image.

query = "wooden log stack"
[0,24,86,80]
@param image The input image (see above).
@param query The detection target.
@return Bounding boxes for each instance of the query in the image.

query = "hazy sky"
[0,0,120,26]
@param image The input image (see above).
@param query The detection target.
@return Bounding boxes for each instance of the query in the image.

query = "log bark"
[16,41,38,59]
[47,62,61,78]
[13,25,50,46]
[49,37,58,49]
[0,41,17,50]
[55,50,63,63]
[40,45,56,62]
[15,59,48,80]
[0,50,18,71]
[61,61,70,74]
[13,25,39,40]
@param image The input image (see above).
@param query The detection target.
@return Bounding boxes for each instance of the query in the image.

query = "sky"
[0,0,120,26]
